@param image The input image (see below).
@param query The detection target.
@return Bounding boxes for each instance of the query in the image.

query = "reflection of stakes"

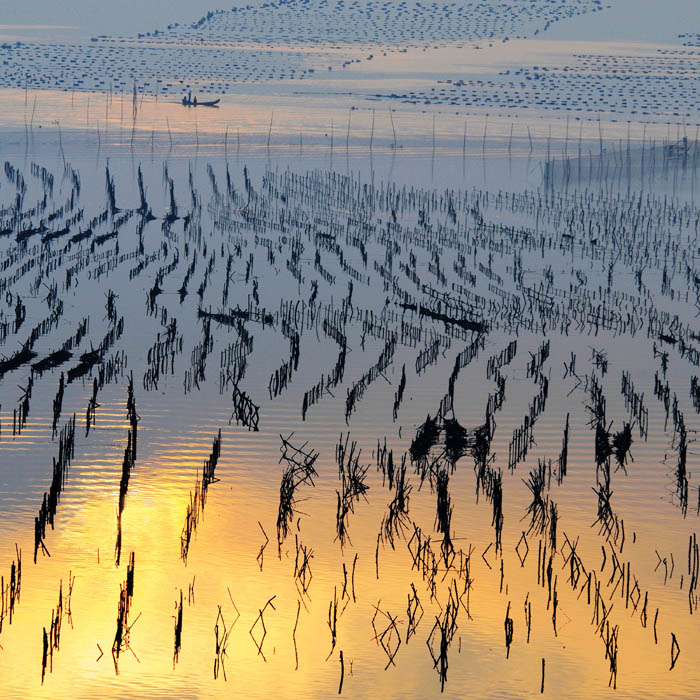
[173,589,183,668]
[180,430,222,563]
[85,377,99,436]
[213,588,240,681]
[52,569,77,659]
[338,650,345,694]
[560,533,621,688]
[376,439,391,487]
[35,415,77,563]
[277,434,319,551]
[0,544,22,635]
[409,414,440,481]
[405,583,424,643]
[341,562,350,602]
[375,533,381,580]
[294,535,314,600]
[591,347,608,375]
[115,427,136,568]
[230,384,260,431]
[604,623,619,688]
[114,375,140,567]
[257,522,269,571]
[516,532,529,567]
[293,600,301,670]
[407,523,441,602]
[504,602,514,658]
[63,573,75,628]
[491,470,504,553]
[687,534,698,612]
[523,461,558,551]
[508,414,535,471]
[541,658,545,694]
[126,372,139,459]
[326,586,339,660]
[426,598,458,692]
[525,593,532,643]
[454,546,475,621]
[380,453,411,549]
[336,433,370,547]
[371,601,402,669]
[671,406,690,517]
[393,364,406,421]
[557,413,570,484]
[249,596,276,662]
[41,628,49,684]
[112,552,138,675]
[52,373,65,438]
[188,576,196,606]
[351,554,357,602]
[40,572,75,683]
[670,633,680,670]
[435,466,454,563]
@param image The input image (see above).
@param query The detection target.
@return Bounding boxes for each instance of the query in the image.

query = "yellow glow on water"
[0,416,692,699]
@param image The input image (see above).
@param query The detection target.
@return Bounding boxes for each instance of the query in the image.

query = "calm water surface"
[0,83,699,700]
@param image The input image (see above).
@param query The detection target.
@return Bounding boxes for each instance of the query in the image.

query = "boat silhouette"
[181,92,220,107]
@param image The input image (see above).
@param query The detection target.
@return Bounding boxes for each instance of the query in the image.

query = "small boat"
[181,94,220,108]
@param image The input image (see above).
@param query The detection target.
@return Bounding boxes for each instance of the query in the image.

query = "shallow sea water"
[1,3,700,698]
